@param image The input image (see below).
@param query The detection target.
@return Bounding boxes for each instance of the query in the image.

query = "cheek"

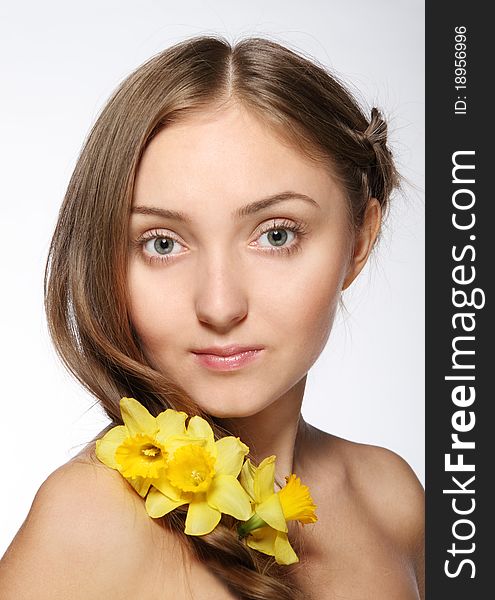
[300,276,341,364]
[126,262,187,356]
[259,244,348,364]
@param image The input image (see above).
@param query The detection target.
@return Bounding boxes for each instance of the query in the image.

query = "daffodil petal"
[126,475,152,498]
[240,459,256,501]
[207,475,253,520]
[152,475,184,502]
[185,495,221,535]
[155,409,188,444]
[95,426,128,469]
[255,455,277,502]
[256,492,288,533]
[120,397,158,437]
[186,416,216,456]
[145,487,187,518]
[246,526,277,556]
[214,437,249,477]
[274,531,299,565]
[165,434,207,457]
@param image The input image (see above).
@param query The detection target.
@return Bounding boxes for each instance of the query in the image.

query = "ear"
[342,198,382,291]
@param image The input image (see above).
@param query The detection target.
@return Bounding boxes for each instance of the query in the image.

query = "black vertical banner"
[426,3,492,597]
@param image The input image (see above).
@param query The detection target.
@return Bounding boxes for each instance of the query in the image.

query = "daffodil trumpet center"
[237,513,268,538]
[167,444,216,493]
[115,433,167,479]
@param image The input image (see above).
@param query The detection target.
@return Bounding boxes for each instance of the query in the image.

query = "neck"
[217,376,309,488]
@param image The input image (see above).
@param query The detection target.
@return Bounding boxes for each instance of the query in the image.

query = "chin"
[194,398,269,420]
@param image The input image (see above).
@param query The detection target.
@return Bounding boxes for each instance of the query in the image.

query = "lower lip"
[192,349,263,371]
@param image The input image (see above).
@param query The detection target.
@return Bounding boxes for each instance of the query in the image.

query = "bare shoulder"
[344,436,424,594]
[315,429,424,549]
[302,425,424,599]
[0,443,182,599]
[345,438,423,547]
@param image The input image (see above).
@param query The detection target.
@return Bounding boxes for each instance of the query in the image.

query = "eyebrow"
[131,191,320,223]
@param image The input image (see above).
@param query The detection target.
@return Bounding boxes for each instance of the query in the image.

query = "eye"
[257,227,295,249]
[133,228,186,264]
[254,218,308,255]
[143,236,182,257]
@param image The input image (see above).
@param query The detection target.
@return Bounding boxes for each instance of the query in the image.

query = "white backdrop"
[0,0,424,555]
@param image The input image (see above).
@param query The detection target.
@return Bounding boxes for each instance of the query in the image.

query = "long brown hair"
[44,34,400,599]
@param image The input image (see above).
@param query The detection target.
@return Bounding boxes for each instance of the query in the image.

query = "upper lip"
[191,344,264,357]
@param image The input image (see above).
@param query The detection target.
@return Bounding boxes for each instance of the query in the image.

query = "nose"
[194,251,248,332]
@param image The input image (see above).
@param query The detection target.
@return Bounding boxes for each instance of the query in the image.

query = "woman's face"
[127,104,355,418]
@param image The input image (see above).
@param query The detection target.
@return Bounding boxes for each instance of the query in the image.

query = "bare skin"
[0,103,424,598]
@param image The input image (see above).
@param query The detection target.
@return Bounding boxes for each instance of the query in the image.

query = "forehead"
[132,104,346,218]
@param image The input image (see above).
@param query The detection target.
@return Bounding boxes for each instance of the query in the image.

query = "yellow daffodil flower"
[145,415,253,536]
[95,396,316,561]
[238,456,317,565]
[95,397,188,498]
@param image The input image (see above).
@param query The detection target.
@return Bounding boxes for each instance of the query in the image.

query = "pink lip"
[192,344,264,357]
[191,348,264,371]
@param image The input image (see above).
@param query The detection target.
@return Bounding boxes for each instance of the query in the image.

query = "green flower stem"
[237,513,267,538]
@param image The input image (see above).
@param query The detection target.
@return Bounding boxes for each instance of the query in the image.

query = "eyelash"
[131,219,309,266]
